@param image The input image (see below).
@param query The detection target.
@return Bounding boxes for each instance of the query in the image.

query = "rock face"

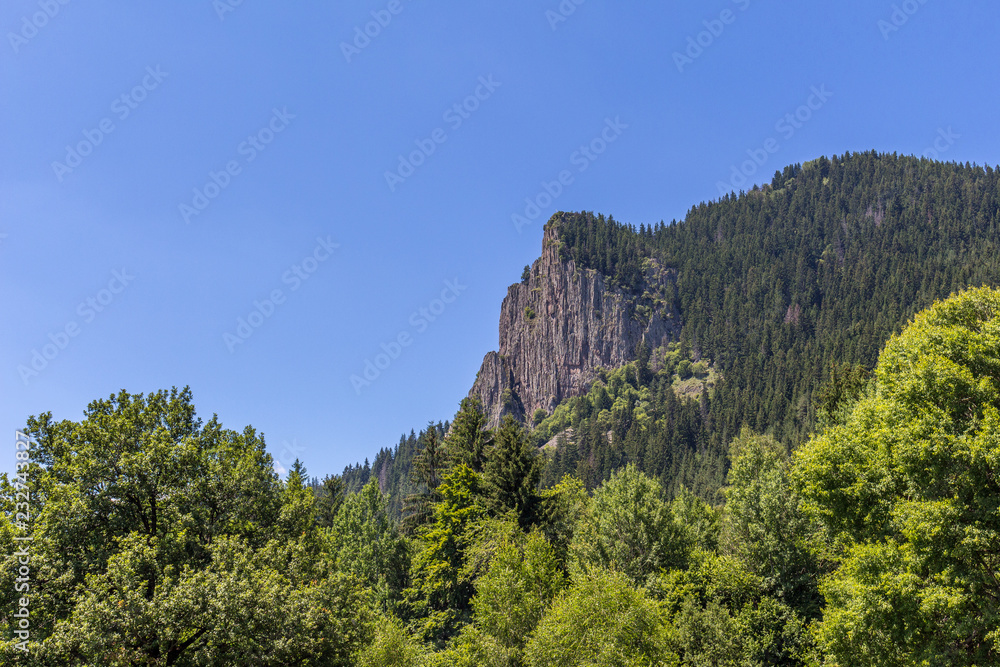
[469,221,681,427]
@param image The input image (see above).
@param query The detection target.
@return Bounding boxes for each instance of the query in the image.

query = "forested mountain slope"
[346,151,1000,502]
[7,152,1000,664]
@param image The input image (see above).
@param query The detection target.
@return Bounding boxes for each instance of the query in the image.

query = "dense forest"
[346,151,1000,508]
[3,287,999,664]
[3,153,999,664]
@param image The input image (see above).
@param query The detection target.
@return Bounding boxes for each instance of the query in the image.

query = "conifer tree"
[445,397,494,473]
[483,416,542,529]
[403,425,448,533]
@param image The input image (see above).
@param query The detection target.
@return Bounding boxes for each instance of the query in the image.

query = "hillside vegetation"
[4,152,1000,664]
[348,152,1000,505]
[3,288,999,663]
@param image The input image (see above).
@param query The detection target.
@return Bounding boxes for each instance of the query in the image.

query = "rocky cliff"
[469,217,681,426]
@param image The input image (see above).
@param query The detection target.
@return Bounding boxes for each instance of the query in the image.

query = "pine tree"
[445,397,494,473]
[403,424,448,533]
[315,474,345,528]
[483,416,543,529]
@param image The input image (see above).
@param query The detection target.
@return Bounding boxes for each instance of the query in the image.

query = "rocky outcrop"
[469,218,681,427]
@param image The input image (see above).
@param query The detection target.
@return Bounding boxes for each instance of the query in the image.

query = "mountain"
[469,220,681,427]
[344,151,1000,502]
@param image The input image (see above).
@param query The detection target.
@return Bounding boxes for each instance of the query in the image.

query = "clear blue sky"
[2,1,997,478]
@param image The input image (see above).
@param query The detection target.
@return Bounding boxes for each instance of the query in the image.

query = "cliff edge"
[469,215,681,426]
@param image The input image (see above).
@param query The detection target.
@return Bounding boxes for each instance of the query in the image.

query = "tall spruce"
[403,424,449,533]
[445,397,494,473]
[483,416,543,529]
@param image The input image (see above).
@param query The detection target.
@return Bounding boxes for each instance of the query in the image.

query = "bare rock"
[469,217,680,427]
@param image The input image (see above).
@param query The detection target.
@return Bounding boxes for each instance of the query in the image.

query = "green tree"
[653,550,812,666]
[483,416,542,530]
[671,485,720,554]
[794,287,1000,665]
[279,459,318,538]
[570,464,692,586]
[356,615,430,667]
[315,473,346,528]
[407,465,487,644]
[446,397,494,474]
[405,425,449,533]
[0,388,370,665]
[524,568,678,667]
[473,526,565,664]
[327,478,409,613]
[722,429,821,617]
[635,339,651,385]
[441,519,565,667]
[539,474,589,569]
[32,534,370,666]
[814,362,871,427]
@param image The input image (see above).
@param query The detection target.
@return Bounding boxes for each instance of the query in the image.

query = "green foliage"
[539,474,589,569]
[653,550,813,666]
[794,287,1000,664]
[36,535,370,666]
[534,359,722,499]
[483,417,543,530]
[404,424,450,533]
[814,362,871,427]
[327,478,409,613]
[570,465,693,586]
[341,421,448,523]
[0,387,370,665]
[446,523,565,666]
[356,615,430,667]
[445,397,493,474]
[524,306,536,320]
[636,339,652,385]
[523,568,679,667]
[521,265,531,284]
[407,465,487,643]
[722,429,822,617]
[671,485,721,554]
[314,473,346,528]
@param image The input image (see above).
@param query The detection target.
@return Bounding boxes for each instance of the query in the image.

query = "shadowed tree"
[403,424,449,534]
[445,397,494,474]
[483,416,542,530]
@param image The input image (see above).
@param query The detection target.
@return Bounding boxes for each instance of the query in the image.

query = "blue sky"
[2,0,997,479]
